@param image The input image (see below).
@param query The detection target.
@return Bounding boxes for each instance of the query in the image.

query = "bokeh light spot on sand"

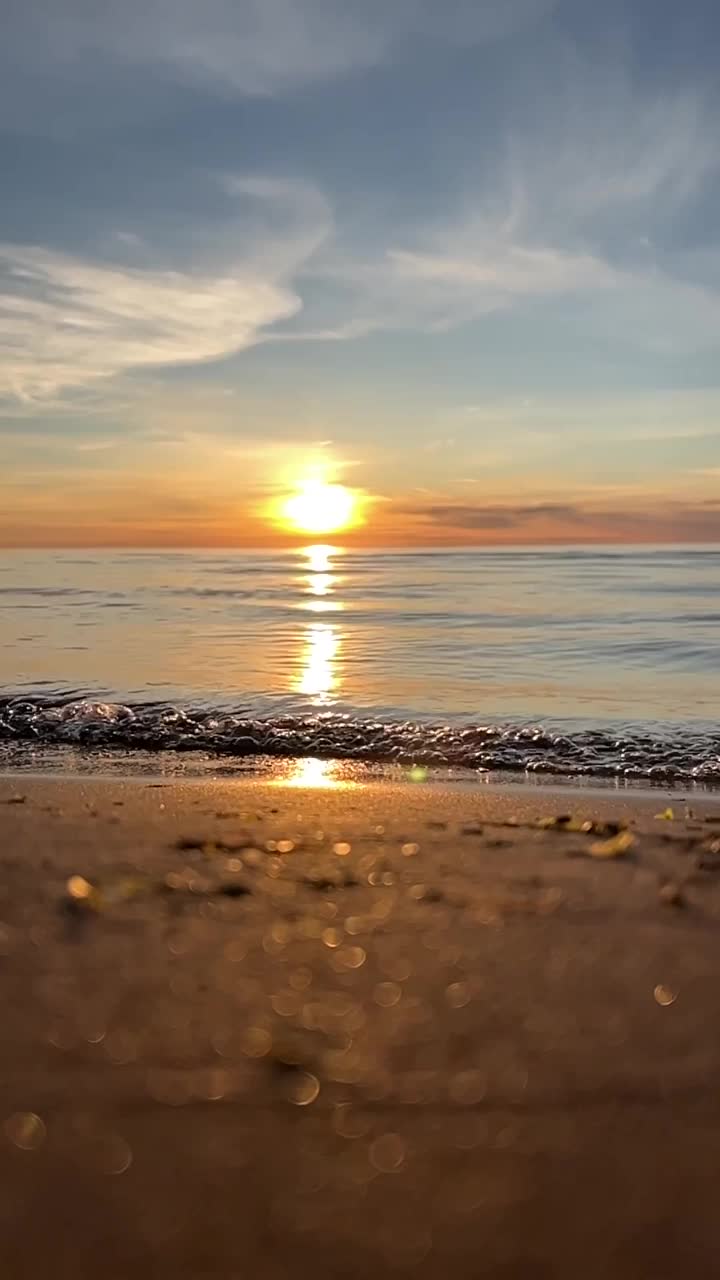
[374,981,402,1008]
[448,1069,488,1106]
[369,1133,406,1173]
[200,1068,229,1101]
[5,1112,46,1151]
[289,966,313,991]
[285,1071,320,1106]
[242,1027,273,1058]
[654,983,677,1007]
[332,945,366,972]
[333,841,352,857]
[445,982,472,1009]
[96,1134,133,1175]
[333,1104,371,1140]
[271,990,303,1018]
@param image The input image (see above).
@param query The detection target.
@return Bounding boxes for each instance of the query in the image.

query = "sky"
[1,0,719,546]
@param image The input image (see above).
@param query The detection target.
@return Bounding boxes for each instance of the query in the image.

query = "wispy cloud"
[1,35,719,407]
[6,0,559,104]
[296,238,617,338]
[289,61,720,348]
[0,245,298,400]
[0,177,330,401]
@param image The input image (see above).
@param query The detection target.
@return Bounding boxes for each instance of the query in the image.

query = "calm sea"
[1,546,719,784]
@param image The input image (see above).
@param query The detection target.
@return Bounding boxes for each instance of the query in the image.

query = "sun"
[280,480,360,535]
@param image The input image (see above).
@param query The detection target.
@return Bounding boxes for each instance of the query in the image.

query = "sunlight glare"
[281,482,359,535]
[277,757,354,789]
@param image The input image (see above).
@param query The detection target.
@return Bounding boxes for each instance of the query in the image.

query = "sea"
[1,545,719,786]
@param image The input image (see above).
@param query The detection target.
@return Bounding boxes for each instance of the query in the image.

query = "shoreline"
[2,743,720,797]
[2,774,720,1276]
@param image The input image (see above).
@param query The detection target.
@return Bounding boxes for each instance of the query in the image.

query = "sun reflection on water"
[305,544,337,573]
[281,548,351,790]
[301,544,344,613]
[297,623,339,701]
[308,573,333,597]
[293,544,344,704]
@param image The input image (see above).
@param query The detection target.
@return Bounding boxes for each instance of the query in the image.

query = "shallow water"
[1,546,719,782]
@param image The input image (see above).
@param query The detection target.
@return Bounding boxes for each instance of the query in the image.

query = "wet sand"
[1,773,720,1278]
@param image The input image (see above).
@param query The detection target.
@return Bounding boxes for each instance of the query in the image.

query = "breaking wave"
[1,697,719,784]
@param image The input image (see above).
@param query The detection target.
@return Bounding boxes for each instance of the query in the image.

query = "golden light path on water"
[279,544,351,789]
[305,544,335,573]
[297,623,340,700]
[295,545,343,704]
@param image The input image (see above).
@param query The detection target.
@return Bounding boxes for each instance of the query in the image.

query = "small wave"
[1,697,719,783]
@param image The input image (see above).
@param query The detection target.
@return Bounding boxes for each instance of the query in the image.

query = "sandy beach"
[1,772,720,1278]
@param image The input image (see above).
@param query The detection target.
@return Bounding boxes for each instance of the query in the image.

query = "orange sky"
[2,480,719,547]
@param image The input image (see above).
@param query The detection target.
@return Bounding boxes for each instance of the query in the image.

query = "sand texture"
[1,775,720,1278]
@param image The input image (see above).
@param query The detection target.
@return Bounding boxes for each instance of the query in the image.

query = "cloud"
[0,176,330,401]
[407,502,590,530]
[5,0,559,104]
[0,247,298,400]
[503,72,717,236]
[2,37,719,404]
[285,61,720,350]
[404,499,720,542]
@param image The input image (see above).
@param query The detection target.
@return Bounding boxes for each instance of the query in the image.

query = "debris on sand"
[218,882,252,898]
[64,875,101,913]
[536,815,627,837]
[589,831,635,859]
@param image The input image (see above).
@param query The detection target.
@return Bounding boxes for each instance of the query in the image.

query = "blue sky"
[1,0,719,544]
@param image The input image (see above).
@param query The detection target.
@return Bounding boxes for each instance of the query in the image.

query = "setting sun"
[280,480,360,535]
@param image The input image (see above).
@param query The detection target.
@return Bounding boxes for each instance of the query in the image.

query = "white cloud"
[0,176,331,401]
[1,52,719,406]
[0,246,298,401]
[503,76,717,235]
[285,67,720,350]
[293,235,618,340]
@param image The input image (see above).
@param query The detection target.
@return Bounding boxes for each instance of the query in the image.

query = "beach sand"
[1,772,720,1278]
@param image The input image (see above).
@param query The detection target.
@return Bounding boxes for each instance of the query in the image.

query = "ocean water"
[0,545,719,784]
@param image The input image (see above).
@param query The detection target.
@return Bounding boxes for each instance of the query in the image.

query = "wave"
[1,697,719,783]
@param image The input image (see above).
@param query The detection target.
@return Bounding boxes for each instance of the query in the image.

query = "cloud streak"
[0,246,300,400]
[289,59,720,349]
[403,499,720,543]
[0,176,330,401]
